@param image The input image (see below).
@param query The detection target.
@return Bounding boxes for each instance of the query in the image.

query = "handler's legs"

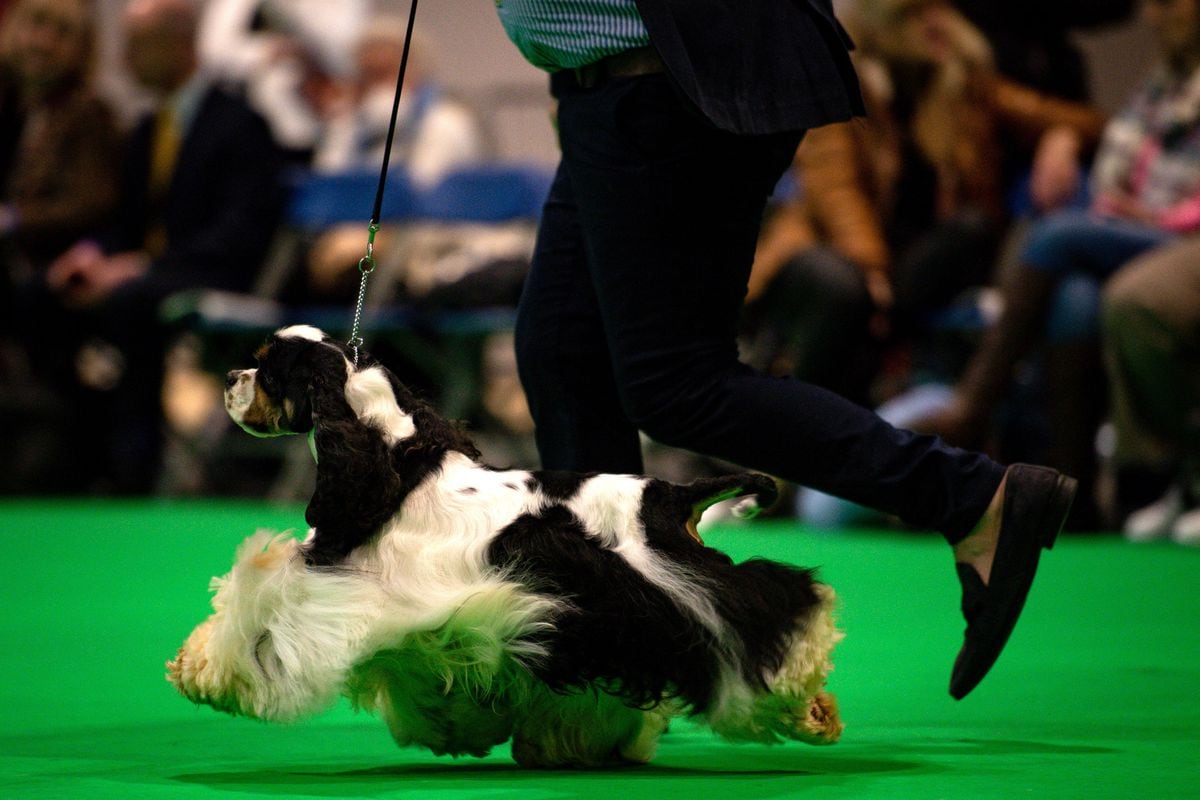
[516,161,645,474]
[519,71,1002,541]
[516,67,1073,699]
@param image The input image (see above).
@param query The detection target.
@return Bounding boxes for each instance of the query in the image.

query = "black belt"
[552,46,666,92]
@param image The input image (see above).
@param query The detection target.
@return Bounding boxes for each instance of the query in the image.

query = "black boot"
[1043,339,1106,529]
[920,267,1059,448]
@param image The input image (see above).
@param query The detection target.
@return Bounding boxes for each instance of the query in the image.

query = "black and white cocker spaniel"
[168,325,843,767]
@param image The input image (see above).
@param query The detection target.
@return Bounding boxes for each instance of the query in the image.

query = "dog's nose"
[225,371,240,389]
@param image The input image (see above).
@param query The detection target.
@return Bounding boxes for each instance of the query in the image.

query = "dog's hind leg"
[773,581,845,744]
[683,473,780,516]
[705,582,844,745]
[759,581,844,744]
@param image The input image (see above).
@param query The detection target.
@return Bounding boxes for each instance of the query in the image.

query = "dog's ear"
[304,346,356,425]
[305,419,405,565]
[301,349,406,566]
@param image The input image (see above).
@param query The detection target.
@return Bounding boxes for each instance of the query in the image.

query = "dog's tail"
[662,473,779,542]
[686,473,779,517]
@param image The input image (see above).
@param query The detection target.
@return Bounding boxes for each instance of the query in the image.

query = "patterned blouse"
[1091,62,1200,232]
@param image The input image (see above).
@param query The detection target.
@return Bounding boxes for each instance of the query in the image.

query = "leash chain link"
[347,0,419,368]
[349,223,379,367]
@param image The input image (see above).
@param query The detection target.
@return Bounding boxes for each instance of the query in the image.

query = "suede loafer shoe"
[949,463,1077,700]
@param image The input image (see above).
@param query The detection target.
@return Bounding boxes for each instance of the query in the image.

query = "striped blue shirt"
[495,0,651,72]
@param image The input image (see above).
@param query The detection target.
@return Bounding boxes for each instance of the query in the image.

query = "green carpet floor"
[1,499,1197,799]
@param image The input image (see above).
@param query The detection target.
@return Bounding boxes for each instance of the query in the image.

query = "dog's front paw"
[792,691,843,745]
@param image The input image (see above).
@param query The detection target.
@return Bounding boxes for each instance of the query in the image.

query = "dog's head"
[224,325,353,437]
[225,324,479,458]
[167,531,303,719]
[222,324,482,565]
[166,530,369,721]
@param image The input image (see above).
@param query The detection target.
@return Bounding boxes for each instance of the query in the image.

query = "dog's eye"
[253,631,279,676]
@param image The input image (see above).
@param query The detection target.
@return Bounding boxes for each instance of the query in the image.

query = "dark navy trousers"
[515,71,1004,541]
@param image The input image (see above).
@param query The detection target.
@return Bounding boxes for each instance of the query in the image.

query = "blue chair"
[254,168,419,299]
[416,164,552,223]
[161,167,421,328]
[285,168,419,229]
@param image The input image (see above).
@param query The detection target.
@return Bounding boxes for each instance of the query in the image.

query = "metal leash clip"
[348,222,380,367]
[345,0,419,367]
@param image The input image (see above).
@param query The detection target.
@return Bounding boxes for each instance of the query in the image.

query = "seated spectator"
[746,0,1105,404]
[0,0,120,275]
[294,21,532,446]
[919,0,1200,523]
[953,0,1136,190]
[309,24,484,184]
[1103,236,1200,544]
[304,21,491,302]
[16,0,284,493]
[0,0,121,492]
[196,0,369,163]
[954,0,1135,103]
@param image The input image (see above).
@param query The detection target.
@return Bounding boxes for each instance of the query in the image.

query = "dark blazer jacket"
[634,0,864,134]
[108,83,285,302]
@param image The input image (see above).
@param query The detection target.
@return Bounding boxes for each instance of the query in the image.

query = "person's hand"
[46,240,105,293]
[0,204,18,236]
[1095,189,1158,225]
[1030,126,1083,212]
[55,250,149,309]
[864,268,894,340]
[307,224,368,295]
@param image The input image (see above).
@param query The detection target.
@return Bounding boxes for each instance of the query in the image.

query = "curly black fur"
[488,474,815,712]
[275,340,477,566]
[488,506,724,710]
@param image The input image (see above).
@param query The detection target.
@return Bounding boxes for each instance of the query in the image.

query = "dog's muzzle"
[225,369,257,425]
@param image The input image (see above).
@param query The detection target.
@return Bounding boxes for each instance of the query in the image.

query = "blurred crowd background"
[1,0,1198,546]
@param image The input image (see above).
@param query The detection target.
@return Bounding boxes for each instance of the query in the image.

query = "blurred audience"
[919,0,1200,524]
[197,0,368,162]
[0,0,119,277]
[955,0,1135,189]
[59,0,284,301]
[0,1,1170,502]
[746,0,1105,404]
[309,23,484,183]
[304,20,491,302]
[0,0,120,491]
[954,0,1135,103]
[8,0,284,493]
[1103,235,1200,544]
[266,17,529,451]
